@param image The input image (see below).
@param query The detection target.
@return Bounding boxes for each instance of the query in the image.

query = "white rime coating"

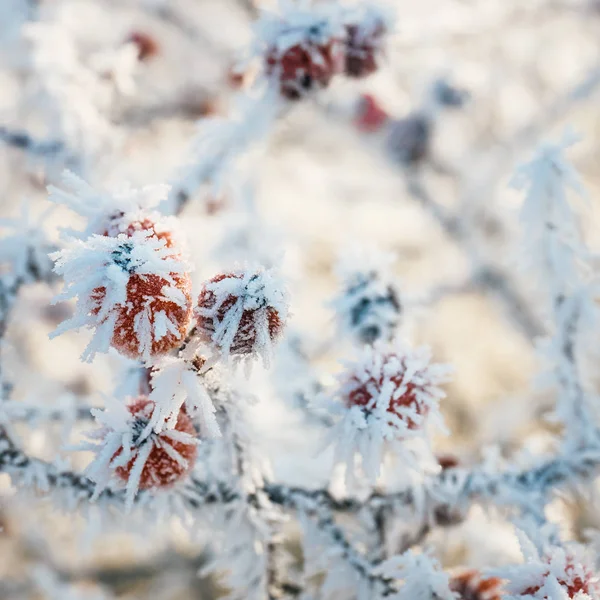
[324,339,452,483]
[375,550,457,600]
[195,267,289,366]
[48,170,177,240]
[147,356,220,437]
[50,229,191,362]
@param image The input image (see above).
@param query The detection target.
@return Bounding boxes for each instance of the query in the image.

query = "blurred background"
[1,0,600,597]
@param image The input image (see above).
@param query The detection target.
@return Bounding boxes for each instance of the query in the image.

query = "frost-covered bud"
[386,115,432,167]
[83,396,199,509]
[354,94,390,133]
[259,5,345,100]
[51,230,192,362]
[195,268,288,364]
[332,246,401,345]
[326,340,451,481]
[430,78,469,109]
[450,570,503,600]
[342,6,388,78]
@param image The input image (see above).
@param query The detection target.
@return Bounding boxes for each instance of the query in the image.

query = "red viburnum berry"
[195,269,288,361]
[450,570,503,600]
[265,31,345,100]
[344,17,386,78]
[343,347,447,430]
[91,270,192,360]
[328,341,451,482]
[354,94,389,133]
[127,32,159,61]
[83,395,200,509]
[112,397,197,490]
[52,229,193,362]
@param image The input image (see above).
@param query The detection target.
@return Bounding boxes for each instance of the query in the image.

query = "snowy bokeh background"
[2,0,600,598]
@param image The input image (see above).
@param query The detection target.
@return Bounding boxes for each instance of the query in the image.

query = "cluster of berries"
[50,175,288,500]
[258,4,389,100]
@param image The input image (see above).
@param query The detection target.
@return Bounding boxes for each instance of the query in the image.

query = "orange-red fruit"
[127,32,159,61]
[344,21,386,78]
[345,353,429,429]
[354,94,389,133]
[92,272,192,359]
[113,397,197,490]
[266,38,345,100]
[450,571,503,600]
[196,273,284,355]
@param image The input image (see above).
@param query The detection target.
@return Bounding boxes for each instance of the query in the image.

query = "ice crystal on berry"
[51,230,192,362]
[255,2,346,99]
[325,339,451,481]
[82,396,199,510]
[147,356,220,437]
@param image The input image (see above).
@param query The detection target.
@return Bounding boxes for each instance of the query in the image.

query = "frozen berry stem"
[1,2,600,600]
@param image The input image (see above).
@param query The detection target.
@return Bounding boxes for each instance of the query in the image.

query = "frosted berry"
[354,94,389,133]
[450,570,503,600]
[195,270,288,360]
[344,17,386,78]
[92,269,192,360]
[345,354,427,429]
[127,32,159,61]
[113,397,198,490]
[266,35,345,100]
[340,345,449,431]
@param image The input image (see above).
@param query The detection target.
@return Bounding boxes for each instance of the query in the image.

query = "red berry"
[450,570,503,600]
[92,271,192,360]
[195,272,285,357]
[354,94,389,133]
[266,37,345,100]
[113,397,197,490]
[127,32,159,61]
[343,351,437,430]
[344,19,386,78]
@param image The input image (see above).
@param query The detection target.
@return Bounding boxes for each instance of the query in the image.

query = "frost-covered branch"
[0,126,65,157]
